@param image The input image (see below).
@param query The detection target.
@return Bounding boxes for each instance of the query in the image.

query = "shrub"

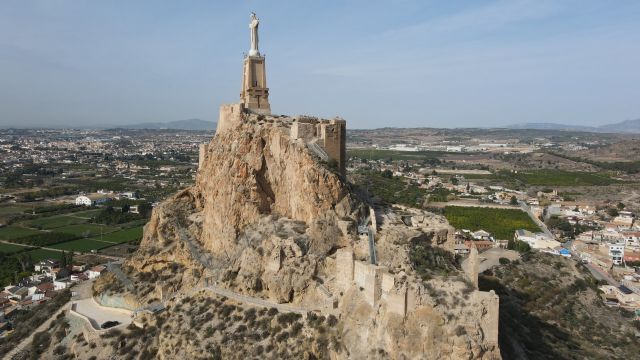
[499,257,511,265]
[267,308,278,316]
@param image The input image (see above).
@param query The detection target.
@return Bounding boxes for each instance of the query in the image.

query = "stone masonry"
[290,116,346,177]
[336,248,406,316]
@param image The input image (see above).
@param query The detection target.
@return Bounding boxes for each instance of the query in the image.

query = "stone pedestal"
[241,55,270,114]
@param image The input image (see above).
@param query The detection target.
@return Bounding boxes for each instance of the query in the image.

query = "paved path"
[202,285,310,315]
[4,302,70,360]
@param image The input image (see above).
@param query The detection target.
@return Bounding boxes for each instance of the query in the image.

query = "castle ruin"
[207,13,346,177]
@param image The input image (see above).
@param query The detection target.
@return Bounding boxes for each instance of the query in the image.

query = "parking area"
[72,298,133,329]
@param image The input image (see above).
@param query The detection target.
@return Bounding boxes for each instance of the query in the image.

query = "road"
[0,239,124,261]
[4,302,70,360]
[519,202,554,238]
[564,240,619,287]
[584,262,619,287]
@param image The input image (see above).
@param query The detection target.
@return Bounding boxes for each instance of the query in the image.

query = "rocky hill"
[29,113,502,359]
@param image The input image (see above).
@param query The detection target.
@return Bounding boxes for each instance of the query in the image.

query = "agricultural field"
[496,169,619,187]
[69,209,102,218]
[0,226,44,240]
[0,201,148,262]
[0,242,30,254]
[443,206,540,240]
[50,239,113,252]
[86,226,143,244]
[55,223,111,237]
[26,249,64,262]
[0,205,30,215]
[25,214,87,229]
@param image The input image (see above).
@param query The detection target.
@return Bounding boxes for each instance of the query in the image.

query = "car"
[100,320,120,329]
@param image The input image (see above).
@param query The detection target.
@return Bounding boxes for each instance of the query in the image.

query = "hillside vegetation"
[480,253,639,359]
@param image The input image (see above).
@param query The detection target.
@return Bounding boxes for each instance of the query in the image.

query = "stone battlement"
[290,117,346,176]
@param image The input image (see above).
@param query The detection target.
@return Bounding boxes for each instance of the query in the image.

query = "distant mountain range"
[121,118,216,131]
[506,119,640,134]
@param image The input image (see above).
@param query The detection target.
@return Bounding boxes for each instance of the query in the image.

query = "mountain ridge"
[121,118,216,130]
[506,118,640,133]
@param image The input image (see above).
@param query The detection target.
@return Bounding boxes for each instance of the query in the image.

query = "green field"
[0,226,44,240]
[497,170,618,186]
[50,239,112,252]
[41,225,143,253]
[0,206,29,215]
[0,242,30,254]
[26,249,64,262]
[443,206,540,240]
[25,215,87,229]
[55,223,113,237]
[68,209,102,218]
[86,226,143,244]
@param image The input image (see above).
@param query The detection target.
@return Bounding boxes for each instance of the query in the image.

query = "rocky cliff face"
[128,115,363,303]
[195,117,355,257]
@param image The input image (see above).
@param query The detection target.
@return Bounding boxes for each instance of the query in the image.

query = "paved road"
[202,285,310,315]
[585,262,619,287]
[4,302,70,360]
[0,240,124,261]
[519,202,554,238]
[565,241,619,287]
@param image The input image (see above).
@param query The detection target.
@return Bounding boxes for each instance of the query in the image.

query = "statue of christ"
[249,12,260,56]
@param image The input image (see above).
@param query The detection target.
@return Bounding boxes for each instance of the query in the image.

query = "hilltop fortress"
[121,13,500,359]
[201,13,347,177]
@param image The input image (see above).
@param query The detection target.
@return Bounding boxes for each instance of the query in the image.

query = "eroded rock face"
[128,117,363,302]
[195,119,354,257]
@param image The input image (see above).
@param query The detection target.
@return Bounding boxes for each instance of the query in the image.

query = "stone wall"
[290,117,346,177]
[198,143,208,170]
[319,119,346,176]
[336,248,354,291]
[336,248,406,316]
[363,265,385,307]
[471,290,500,345]
[466,246,479,289]
[369,207,378,235]
[216,103,244,133]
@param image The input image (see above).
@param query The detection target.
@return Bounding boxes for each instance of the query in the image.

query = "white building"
[609,244,625,265]
[75,196,92,206]
[53,280,71,291]
[120,192,137,199]
[86,265,106,279]
[75,195,108,207]
[623,231,640,250]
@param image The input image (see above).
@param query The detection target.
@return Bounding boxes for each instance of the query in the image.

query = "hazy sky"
[1,0,639,129]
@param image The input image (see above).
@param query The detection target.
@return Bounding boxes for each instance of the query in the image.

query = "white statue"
[249,12,260,56]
